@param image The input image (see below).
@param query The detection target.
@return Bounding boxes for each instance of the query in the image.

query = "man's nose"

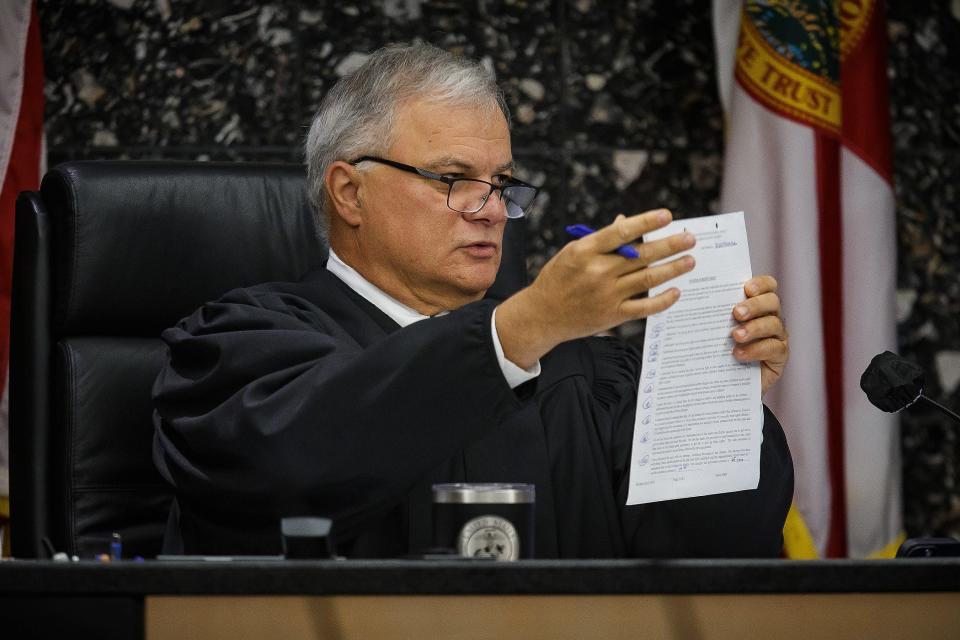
[462,190,508,225]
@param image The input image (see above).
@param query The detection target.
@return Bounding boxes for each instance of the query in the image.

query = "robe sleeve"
[152,285,522,543]
[587,337,794,558]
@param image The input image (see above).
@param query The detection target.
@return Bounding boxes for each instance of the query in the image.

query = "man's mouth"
[462,242,499,258]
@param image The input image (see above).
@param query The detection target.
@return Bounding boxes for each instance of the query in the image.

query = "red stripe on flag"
[840,1,894,184]
[815,132,846,558]
[0,3,44,395]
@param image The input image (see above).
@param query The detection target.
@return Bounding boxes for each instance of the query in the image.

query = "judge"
[153,42,793,558]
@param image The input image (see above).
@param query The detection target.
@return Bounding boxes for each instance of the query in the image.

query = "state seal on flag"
[735,0,842,134]
[733,0,879,135]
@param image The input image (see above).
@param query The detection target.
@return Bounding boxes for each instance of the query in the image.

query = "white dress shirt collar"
[325,248,540,388]
[325,248,447,327]
[326,248,539,388]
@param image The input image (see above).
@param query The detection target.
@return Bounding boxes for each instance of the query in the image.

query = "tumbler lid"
[432,483,535,504]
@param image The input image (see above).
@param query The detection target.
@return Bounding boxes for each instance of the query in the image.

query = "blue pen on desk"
[564,224,640,259]
[110,532,122,560]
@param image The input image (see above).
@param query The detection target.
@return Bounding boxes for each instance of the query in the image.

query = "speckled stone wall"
[887,2,960,539]
[37,0,960,539]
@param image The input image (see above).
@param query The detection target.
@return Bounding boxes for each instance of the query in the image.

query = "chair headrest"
[42,161,325,335]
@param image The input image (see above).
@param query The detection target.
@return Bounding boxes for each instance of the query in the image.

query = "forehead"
[387,98,512,164]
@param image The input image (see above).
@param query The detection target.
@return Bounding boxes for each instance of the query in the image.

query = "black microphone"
[862,351,960,559]
[860,351,960,424]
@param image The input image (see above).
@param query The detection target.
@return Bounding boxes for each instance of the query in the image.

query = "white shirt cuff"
[491,307,541,389]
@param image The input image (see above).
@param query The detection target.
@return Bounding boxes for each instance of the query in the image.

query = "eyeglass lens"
[448,180,537,218]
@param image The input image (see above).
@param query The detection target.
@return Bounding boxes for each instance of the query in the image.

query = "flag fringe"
[783,502,820,559]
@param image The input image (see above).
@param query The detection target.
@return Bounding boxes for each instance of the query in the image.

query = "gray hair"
[304,42,511,239]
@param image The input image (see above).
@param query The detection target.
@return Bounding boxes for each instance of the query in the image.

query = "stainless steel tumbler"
[432,483,535,560]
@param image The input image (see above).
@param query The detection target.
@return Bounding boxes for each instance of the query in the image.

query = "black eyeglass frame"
[349,155,539,218]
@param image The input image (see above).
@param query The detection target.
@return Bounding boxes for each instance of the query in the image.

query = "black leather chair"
[9,160,527,559]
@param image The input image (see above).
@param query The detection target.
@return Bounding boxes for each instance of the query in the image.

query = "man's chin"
[454,271,499,301]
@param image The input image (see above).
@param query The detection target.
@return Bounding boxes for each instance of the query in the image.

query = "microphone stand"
[896,394,960,557]
[918,395,960,424]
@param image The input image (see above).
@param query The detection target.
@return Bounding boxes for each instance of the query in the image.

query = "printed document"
[627,211,763,505]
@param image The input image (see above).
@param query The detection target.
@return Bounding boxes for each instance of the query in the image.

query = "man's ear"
[325,160,364,227]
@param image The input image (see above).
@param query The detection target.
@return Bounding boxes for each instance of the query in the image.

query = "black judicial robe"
[152,268,793,558]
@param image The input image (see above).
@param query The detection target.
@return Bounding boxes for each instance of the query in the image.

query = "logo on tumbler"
[458,515,520,561]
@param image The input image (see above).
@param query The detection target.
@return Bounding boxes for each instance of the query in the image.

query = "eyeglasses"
[349,155,539,219]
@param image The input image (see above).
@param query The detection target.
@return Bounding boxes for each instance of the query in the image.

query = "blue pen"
[564,224,640,259]
[110,532,122,561]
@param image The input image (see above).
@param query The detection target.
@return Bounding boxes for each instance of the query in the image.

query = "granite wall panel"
[36,0,960,541]
[887,1,960,539]
[384,0,564,149]
[43,0,302,163]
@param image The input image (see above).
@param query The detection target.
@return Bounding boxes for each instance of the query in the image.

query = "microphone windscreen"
[860,351,925,413]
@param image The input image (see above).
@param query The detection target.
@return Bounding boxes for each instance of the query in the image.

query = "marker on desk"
[564,224,640,259]
[110,532,122,561]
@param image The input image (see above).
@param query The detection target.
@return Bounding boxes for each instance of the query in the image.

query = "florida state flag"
[713,0,902,557]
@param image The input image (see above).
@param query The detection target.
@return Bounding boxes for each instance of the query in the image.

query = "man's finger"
[733,292,781,321]
[621,231,696,272]
[619,287,681,320]
[585,209,672,254]
[732,315,787,344]
[733,337,789,363]
[617,255,695,297]
[744,275,778,297]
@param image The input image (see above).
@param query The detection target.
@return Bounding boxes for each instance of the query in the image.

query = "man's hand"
[496,209,695,369]
[731,275,789,395]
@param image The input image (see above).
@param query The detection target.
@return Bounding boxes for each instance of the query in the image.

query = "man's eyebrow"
[424,156,515,175]
[424,156,473,172]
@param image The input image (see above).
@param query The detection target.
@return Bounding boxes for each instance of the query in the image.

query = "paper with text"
[627,211,762,505]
